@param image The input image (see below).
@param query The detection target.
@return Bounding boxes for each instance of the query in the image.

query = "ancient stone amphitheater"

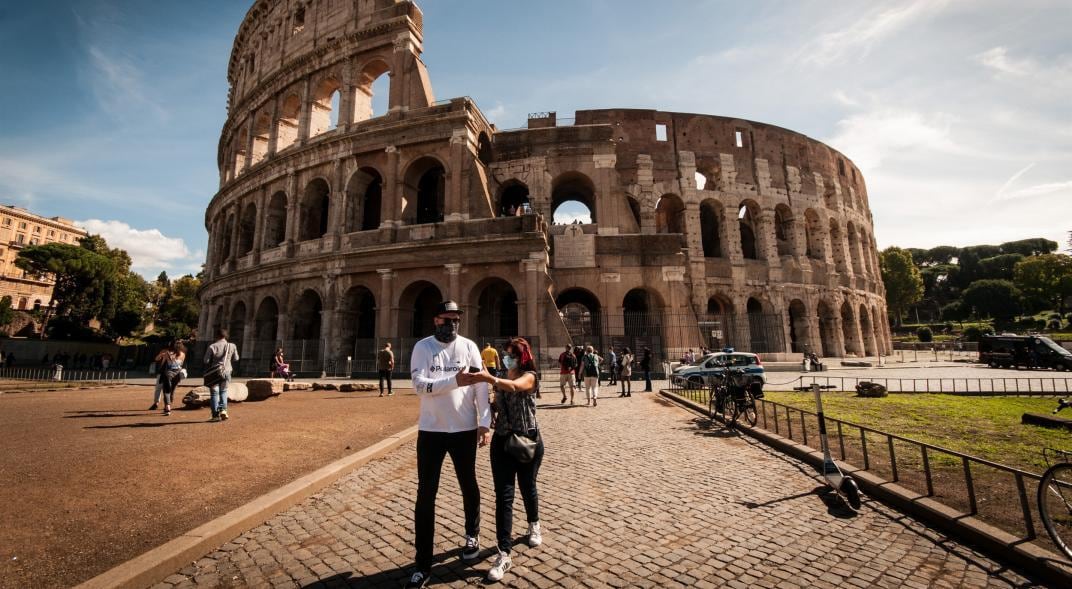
[199,0,892,374]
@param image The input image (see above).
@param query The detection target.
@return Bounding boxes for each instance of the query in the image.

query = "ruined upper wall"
[227,0,422,110]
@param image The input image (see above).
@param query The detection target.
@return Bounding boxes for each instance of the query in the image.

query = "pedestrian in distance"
[154,341,186,416]
[582,345,601,406]
[204,329,240,422]
[573,346,584,389]
[606,347,617,386]
[619,347,634,397]
[404,301,491,589]
[458,337,544,583]
[557,344,577,405]
[481,342,501,377]
[272,347,294,381]
[377,342,395,396]
[641,347,653,392]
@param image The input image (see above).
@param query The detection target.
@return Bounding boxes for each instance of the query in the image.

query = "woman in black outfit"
[463,337,544,583]
[641,347,653,392]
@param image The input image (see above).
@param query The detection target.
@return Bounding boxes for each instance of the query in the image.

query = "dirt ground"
[0,383,418,589]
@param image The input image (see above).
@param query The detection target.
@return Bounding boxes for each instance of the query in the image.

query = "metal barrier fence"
[0,368,127,391]
[793,374,1072,395]
[749,397,1060,559]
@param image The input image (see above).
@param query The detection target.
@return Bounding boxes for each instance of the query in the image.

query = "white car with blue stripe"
[673,349,766,388]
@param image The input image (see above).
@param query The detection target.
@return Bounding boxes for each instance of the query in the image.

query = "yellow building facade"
[0,206,87,310]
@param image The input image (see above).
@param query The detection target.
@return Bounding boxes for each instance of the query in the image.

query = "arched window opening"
[354,61,391,123]
[700,201,722,258]
[345,168,383,232]
[18,297,27,310]
[251,112,271,166]
[229,302,247,350]
[694,172,708,191]
[788,299,810,353]
[263,191,287,248]
[402,157,446,225]
[310,78,342,137]
[804,209,823,260]
[841,301,860,356]
[238,204,257,256]
[33,300,41,312]
[276,94,301,151]
[478,133,493,166]
[859,304,876,356]
[398,282,443,338]
[299,179,330,241]
[774,205,794,256]
[696,162,721,191]
[738,202,759,260]
[291,290,323,344]
[624,289,660,337]
[556,288,602,346]
[254,298,279,343]
[655,194,685,235]
[339,287,376,359]
[551,173,597,225]
[231,128,248,179]
[220,215,235,264]
[818,300,838,357]
[498,182,530,217]
[823,182,838,209]
[847,223,863,275]
[475,279,519,338]
[829,219,848,273]
[626,196,641,232]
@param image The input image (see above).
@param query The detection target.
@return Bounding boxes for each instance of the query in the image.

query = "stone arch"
[471,278,519,338]
[338,285,377,359]
[345,167,383,232]
[623,288,664,338]
[229,301,248,349]
[823,179,838,209]
[841,300,861,356]
[551,172,597,224]
[804,208,824,260]
[818,299,838,358]
[696,160,721,191]
[237,202,257,256]
[860,229,875,277]
[700,199,724,258]
[353,58,391,123]
[774,204,796,256]
[655,194,685,234]
[738,200,761,260]
[847,222,864,275]
[263,191,287,248]
[291,289,323,341]
[402,156,447,225]
[746,296,776,353]
[250,111,271,166]
[477,132,493,166]
[859,303,877,356]
[310,76,342,137]
[556,287,602,346]
[230,124,248,179]
[276,94,301,151]
[497,181,530,217]
[625,195,642,232]
[17,297,27,311]
[829,218,848,273]
[254,296,280,343]
[788,299,810,353]
[703,293,736,350]
[220,213,236,265]
[299,178,331,241]
[398,280,443,338]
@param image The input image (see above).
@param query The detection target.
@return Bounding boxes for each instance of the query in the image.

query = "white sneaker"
[527,521,542,547]
[486,550,512,582]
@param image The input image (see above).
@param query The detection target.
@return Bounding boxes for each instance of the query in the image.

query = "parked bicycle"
[1039,398,1072,560]
[708,368,762,426]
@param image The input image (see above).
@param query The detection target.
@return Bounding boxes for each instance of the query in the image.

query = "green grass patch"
[763,391,1071,473]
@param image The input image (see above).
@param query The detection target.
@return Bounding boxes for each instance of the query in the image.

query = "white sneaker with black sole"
[527,521,542,547]
[486,550,512,582]
[404,570,429,588]
[461,535,480,561]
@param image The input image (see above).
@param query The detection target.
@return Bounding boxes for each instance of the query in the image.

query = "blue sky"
[1,0,1069,278]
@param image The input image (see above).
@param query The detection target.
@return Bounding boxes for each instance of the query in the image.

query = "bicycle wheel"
[1039,462,1072,560]
[741,391,758,426]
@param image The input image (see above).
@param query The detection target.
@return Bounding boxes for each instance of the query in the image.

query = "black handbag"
[504,431,538,463]
[203,362,225,387]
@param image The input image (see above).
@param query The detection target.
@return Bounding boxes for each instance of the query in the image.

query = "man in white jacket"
[405,301,491,589]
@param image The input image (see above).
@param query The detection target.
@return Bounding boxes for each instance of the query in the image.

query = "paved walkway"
[153,391,1038,588]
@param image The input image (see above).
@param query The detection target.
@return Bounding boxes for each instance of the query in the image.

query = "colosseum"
[199,0,893,375]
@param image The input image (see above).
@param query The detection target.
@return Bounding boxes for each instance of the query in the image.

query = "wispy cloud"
[994,163,1036,199]
[976,46,1072,89]
[799,0,952,66]
[76,219,201,277]
[86,46,167,121]
[826,107,958,170]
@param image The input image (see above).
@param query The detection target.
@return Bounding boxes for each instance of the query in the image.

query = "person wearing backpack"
[619,347,634,397]
[204,328,240,422]
[557,344,577,405]
[582,345,602,407]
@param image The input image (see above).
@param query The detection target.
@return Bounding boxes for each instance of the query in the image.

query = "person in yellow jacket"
[481,342,501,376]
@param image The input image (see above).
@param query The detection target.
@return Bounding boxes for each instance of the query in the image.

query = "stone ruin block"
[340,383,376,392]
[182,382,249,407]
[284,382,313,391]
[246,379,284,401]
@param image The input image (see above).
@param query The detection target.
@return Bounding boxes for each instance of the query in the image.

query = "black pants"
[415,429,481,572]
[490,431,544,554]
[378,369,392,394]
[643,370,652,391]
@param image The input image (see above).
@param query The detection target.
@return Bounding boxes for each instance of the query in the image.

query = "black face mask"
[434,321,459,343]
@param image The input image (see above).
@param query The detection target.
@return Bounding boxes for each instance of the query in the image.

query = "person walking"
[573,346,584,389]
[557,344,577,405]
[377,342,394,396]
[581,345,601,406]
[458,337,544,583]
[481,343,501,377]
[606,348,617,386]
[404,301,491,589]
[204,329,240,422]
[619,347,634,397]
[154,342,186,416]
[641,347,653,392]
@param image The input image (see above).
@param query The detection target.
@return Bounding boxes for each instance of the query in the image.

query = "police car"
[672,348,766,388]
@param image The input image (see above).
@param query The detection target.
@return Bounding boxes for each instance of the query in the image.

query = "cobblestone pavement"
[155,391,1039,588]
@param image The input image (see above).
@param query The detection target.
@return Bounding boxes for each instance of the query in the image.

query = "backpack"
[583,353,599,376]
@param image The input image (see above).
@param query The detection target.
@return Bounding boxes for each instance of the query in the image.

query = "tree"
[977,253,1024,281]
[1013,254,1072,314]
[1000,238,1058,257]
[923,245,959,266]
[0,296,14,329]
[15,243,115,324]
[880,247,924,327]
[962,279,1022,324]
[154,274,201,339]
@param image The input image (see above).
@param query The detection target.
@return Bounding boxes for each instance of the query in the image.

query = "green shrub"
[916,326,933,342]
[962,325,994,342]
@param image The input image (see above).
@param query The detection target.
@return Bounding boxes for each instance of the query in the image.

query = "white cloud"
[826,108,958,170]
[87,46,167,121]
[76,219,201,277]
[799,0,952,66]
[977,47,1034,77]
